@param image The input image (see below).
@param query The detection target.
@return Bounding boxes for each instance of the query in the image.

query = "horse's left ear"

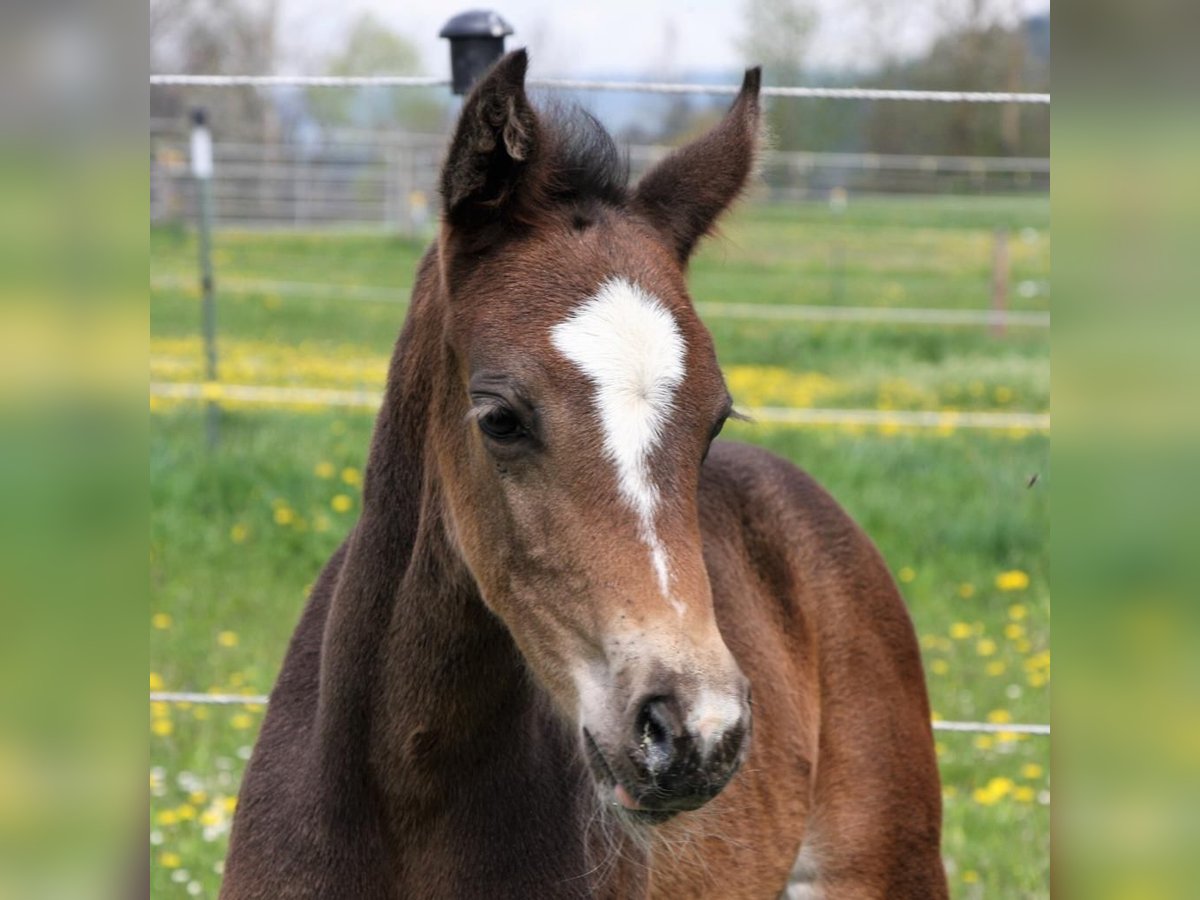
[440,49,542,232]
[632,67,763,263]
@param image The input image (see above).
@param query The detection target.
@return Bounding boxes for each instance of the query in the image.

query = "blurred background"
[146,2,1051,898]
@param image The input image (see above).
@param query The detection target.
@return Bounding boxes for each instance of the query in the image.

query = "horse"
[220,50,947,899]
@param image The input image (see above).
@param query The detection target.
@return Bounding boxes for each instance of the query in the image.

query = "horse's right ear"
[439,49,542,232]
[632,67,763,263]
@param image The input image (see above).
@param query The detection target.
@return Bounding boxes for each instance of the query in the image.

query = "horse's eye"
[478,407,526,442]
[709,417,727,443]
[702,415,727,463]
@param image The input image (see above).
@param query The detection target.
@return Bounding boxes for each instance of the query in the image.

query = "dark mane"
[539,102,629,207]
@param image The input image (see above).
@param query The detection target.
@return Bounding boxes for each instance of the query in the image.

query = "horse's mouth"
[582,728,678,825]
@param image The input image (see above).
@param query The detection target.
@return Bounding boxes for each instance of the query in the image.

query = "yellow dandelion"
[898,566,916,583]
[976,638,997,657]
[151,702,169,719]
[1028,672,1048,688]
[1009,603,1028,621]
[963,870,980,883]
[159,851,182,869]
[341,467,361,486]
[189,790,207,805]
[1025,650,1051,671]
[314,514,331,533]
[986,660,1007,676]
[987,709,1012,724]
[971,785,998,805]
[930,659,949,676]
[176,804,196,821]
[989,776,1014,796]
[273,506,296,526]
[1021,763,1044,779]
[1016,638,1032,654]
[149,672,164,691]
[314,461,335,479]
[155,809,178,826]
[1014,786,1036,803]
[996,570,1030,591]
[151,613,172,630]
[200,809,223,827]
[230,523,249,543]
[218,631,239,648]
[151,718,173,737]
[1004,623,1025,640]
[950,622,972,640]
[958,583,975,599]
[231,713,255,730]
[974,735,993,751]
[223,796,238,814]
[331,494,353,513]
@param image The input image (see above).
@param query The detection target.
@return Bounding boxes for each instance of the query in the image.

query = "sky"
[274,0,1050,79]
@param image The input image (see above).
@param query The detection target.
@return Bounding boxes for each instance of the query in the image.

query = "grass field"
[150,195,1050,898]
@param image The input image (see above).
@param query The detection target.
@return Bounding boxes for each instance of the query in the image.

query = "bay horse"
[221,51,947,899]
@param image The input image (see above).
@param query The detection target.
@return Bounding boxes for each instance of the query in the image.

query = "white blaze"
[550,277,686,611]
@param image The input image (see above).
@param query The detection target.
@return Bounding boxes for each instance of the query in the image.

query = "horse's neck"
[305,255,645,893]
[311,265,535,805]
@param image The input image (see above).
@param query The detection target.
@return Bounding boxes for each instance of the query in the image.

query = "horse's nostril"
[635,697,679,774]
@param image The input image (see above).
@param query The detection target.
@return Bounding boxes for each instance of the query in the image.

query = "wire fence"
[150,132,1049,230]
[149,72,1050,808]
[148,691,1049,736]
[148,273,1050,327]
[149,382,1050,432]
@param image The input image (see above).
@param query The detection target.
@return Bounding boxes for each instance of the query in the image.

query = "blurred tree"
[864,14,1051,157]
[738,0,818,150]
[306,14,443,133]
[863,1,1049,157]
[149,0,279,140]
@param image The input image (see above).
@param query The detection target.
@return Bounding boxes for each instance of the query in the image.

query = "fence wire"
[150,73,1050,105]
[148,382,1050,431]
[149,691,1049,735]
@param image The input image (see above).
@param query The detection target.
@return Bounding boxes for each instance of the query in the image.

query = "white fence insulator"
[149,74,1050,105]
[149,692,1049,735]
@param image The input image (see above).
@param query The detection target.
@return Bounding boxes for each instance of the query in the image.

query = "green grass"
[150,196,1050,898]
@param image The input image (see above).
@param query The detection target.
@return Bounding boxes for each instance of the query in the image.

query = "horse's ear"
[632,67,763,263]
[440,49,542,231]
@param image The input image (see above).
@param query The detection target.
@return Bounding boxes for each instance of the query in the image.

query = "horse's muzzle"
[582,685,751,822]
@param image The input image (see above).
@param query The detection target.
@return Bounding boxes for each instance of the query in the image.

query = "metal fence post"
[191,108,220,447]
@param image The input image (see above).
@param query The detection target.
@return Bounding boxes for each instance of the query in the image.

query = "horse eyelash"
[464,401,507,425]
